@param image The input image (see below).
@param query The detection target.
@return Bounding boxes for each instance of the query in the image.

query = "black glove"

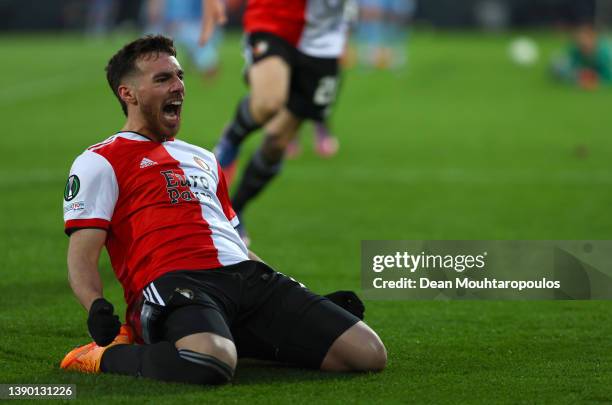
[324,290,365,320]
[87,298,121,346]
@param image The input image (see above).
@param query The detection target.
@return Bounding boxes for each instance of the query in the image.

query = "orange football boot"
[60,325,135,373]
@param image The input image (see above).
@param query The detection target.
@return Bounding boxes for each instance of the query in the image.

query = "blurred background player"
[550,23,612,90]
[285,0,412,162]
[85,0,118,37]
[144,0,223,79]
[356,0,416,69]
[202,0,352,244]
[285,1,362,160]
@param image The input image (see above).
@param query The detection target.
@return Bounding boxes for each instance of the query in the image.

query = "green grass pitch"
[1,31,611,403]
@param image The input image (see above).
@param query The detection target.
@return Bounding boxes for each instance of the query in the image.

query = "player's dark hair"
[105,35,177,116]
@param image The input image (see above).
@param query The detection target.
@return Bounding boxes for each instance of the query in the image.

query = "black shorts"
[245,32,340,121]
[137,261,359,369]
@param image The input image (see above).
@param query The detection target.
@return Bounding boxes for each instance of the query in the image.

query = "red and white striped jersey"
[63,131,248,307]
[244,0,350,58]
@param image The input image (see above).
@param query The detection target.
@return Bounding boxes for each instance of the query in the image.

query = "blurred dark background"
[0,0,603,32]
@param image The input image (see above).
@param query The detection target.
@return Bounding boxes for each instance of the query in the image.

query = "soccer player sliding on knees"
[59,35,385,385]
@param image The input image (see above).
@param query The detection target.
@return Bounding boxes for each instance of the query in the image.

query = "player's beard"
[140,99,181,139]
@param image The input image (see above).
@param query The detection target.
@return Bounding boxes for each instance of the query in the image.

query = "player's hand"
[87,298,121,346]
[325,290,365,320]
[199,0,227,46]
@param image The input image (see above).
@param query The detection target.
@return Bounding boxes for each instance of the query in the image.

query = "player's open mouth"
[162,99,183,124]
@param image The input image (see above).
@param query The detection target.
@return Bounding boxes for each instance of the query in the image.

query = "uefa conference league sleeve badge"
[64,175,80,202]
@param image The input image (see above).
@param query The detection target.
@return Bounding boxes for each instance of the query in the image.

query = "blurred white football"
[508,37,539,66]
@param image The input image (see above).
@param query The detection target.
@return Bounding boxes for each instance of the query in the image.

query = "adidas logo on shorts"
[140,157,157,168]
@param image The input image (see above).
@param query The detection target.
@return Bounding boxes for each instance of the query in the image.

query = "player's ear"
[118,84,137,107]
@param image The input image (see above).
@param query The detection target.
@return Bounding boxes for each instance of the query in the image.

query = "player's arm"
[67,228,107,311]
[67,228,121,346]
[64,150,120,345]
[64,150,118,310]
[199,0,227,45]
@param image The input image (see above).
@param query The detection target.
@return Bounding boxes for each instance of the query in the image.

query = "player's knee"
[176,332,237,368]
[205,338,238,371]
[322,321,387,372]
[359,332,387,371]
[346,329,387,372]
[252,94,286,121]
[139,340,235,385]
[176,348,235,385]
[175,332,237,384]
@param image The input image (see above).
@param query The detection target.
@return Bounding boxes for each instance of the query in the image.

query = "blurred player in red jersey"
[201,0,352,244]
[59,35,385,385]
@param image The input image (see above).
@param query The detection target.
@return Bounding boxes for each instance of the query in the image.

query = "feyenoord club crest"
[254,41,269,57]
[64,175,80,201]
[174,288,194,300]
[193,156,210,172]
